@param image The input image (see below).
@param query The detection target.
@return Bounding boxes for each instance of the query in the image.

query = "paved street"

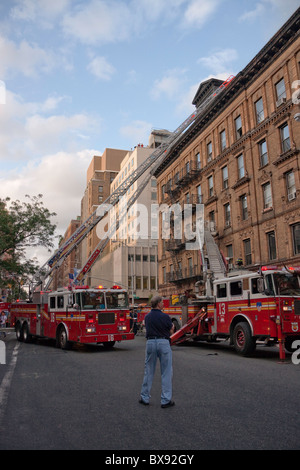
[0,330,299,451]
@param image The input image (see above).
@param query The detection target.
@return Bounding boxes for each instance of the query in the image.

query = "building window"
[237,154,245,179]
[207,142,213,162]
[286,171,296,201]
[185,161,190,175]
[150,276,156,289]
[98,185,103,193]
[188,257,193,276]
[136,276,141,290]
[275,78,286,101]
[222,166,228,189]
[244,239,252,265]
[208,175,214,197]
[143,277,148,289]
[235,115,242,139]
[220,129,226,151]
[227,244,233,266]
[263,182,272,209]
[241,195,248,220]
[224,203,231,227]
[267,231,277,260]
[161,184,166,200]
[259,139,268,167]
[280,123,291,153]
[292,224,300,255]
[196,152,201,169]
[255,97,264,124]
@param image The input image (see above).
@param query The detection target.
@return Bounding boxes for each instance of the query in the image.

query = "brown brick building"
[154,8,300,298]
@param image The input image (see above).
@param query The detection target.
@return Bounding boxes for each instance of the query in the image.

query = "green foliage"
[0,194,57,294]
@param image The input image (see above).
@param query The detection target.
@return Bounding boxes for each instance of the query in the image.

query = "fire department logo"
[256,302,262,312]
[292,322,299,332]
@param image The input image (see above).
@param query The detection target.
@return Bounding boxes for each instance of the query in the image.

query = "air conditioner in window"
[288,191,296,201]
[276,97,286,107]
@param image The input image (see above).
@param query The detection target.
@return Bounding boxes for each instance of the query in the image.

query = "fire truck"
[11,77,248,351]
[11,285,133,349]
[171,265,300,360]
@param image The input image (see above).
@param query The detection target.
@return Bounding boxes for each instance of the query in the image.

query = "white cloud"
[62,0,132,45]
[239,0,299,23]
[0,90,101,164]
[151,69,188,101]
[87,56,116,81]
[10,0,72,28]
[197,49,238,74]
[61,0,221,45]
[0,148,99,263]
[181,0,221,29]
[120,120,152,146]
[0,35,56,78]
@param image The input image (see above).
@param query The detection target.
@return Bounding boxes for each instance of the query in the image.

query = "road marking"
[0,342,20,425]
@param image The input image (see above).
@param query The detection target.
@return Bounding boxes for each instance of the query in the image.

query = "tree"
[0,194,57,297]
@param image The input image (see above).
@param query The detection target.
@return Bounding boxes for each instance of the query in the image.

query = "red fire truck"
[11,285,134,349]
[171,266,300,360]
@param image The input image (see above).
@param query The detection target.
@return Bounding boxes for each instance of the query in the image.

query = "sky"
[0,0,299,265]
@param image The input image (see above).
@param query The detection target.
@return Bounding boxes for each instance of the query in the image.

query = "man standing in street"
[139,295,175,408]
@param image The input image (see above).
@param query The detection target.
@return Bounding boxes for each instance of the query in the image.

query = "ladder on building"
[32,77,235,292]
[204,226,227,279]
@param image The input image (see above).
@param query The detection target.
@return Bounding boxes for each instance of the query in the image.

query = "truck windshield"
[273,273,300,296]
[81,291,105,310]
[106,292,129,309]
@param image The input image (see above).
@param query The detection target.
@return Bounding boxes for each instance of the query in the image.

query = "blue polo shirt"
[145,309,173,339]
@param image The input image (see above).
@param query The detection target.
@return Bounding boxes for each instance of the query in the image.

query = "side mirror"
[73,303,80,310]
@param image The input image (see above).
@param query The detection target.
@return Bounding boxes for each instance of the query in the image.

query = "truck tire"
[22,323,31,343]
[16,322,23,342]
[57,326,71,350]
[103,341,115,349]
[233,322,256,356]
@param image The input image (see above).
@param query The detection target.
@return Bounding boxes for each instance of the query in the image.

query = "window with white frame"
[237,154,245,179]
[235,115,242,139]
[222,166,228,189]
[259,139,268,167]
[255,97,264,124]
[286,170,296,201]
[275,78,286,101]
[263,182,272,209]
[280,123,291,153]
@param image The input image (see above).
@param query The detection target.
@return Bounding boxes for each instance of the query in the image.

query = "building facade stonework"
[154,9,300,298]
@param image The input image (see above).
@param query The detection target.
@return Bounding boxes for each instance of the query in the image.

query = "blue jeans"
[140,339,173,405]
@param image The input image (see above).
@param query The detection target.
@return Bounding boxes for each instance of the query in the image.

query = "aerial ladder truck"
[11,76,239,349]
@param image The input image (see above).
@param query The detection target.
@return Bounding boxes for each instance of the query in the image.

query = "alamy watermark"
[95,199,205,251]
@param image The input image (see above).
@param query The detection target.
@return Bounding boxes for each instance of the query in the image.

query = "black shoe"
[139,398,149,406]
[161,401,175,408]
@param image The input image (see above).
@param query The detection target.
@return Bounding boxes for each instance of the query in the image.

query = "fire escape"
[164,160,202,284]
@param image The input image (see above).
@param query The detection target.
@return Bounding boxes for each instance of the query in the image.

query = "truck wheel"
[16,322,23,342]
[233,322,256,356]
[103,341,115,349]
[172,320,180,332]
[57,326,70,350]
[22,323,31,343]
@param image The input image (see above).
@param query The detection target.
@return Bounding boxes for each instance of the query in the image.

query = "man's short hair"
[151,295,162,309]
